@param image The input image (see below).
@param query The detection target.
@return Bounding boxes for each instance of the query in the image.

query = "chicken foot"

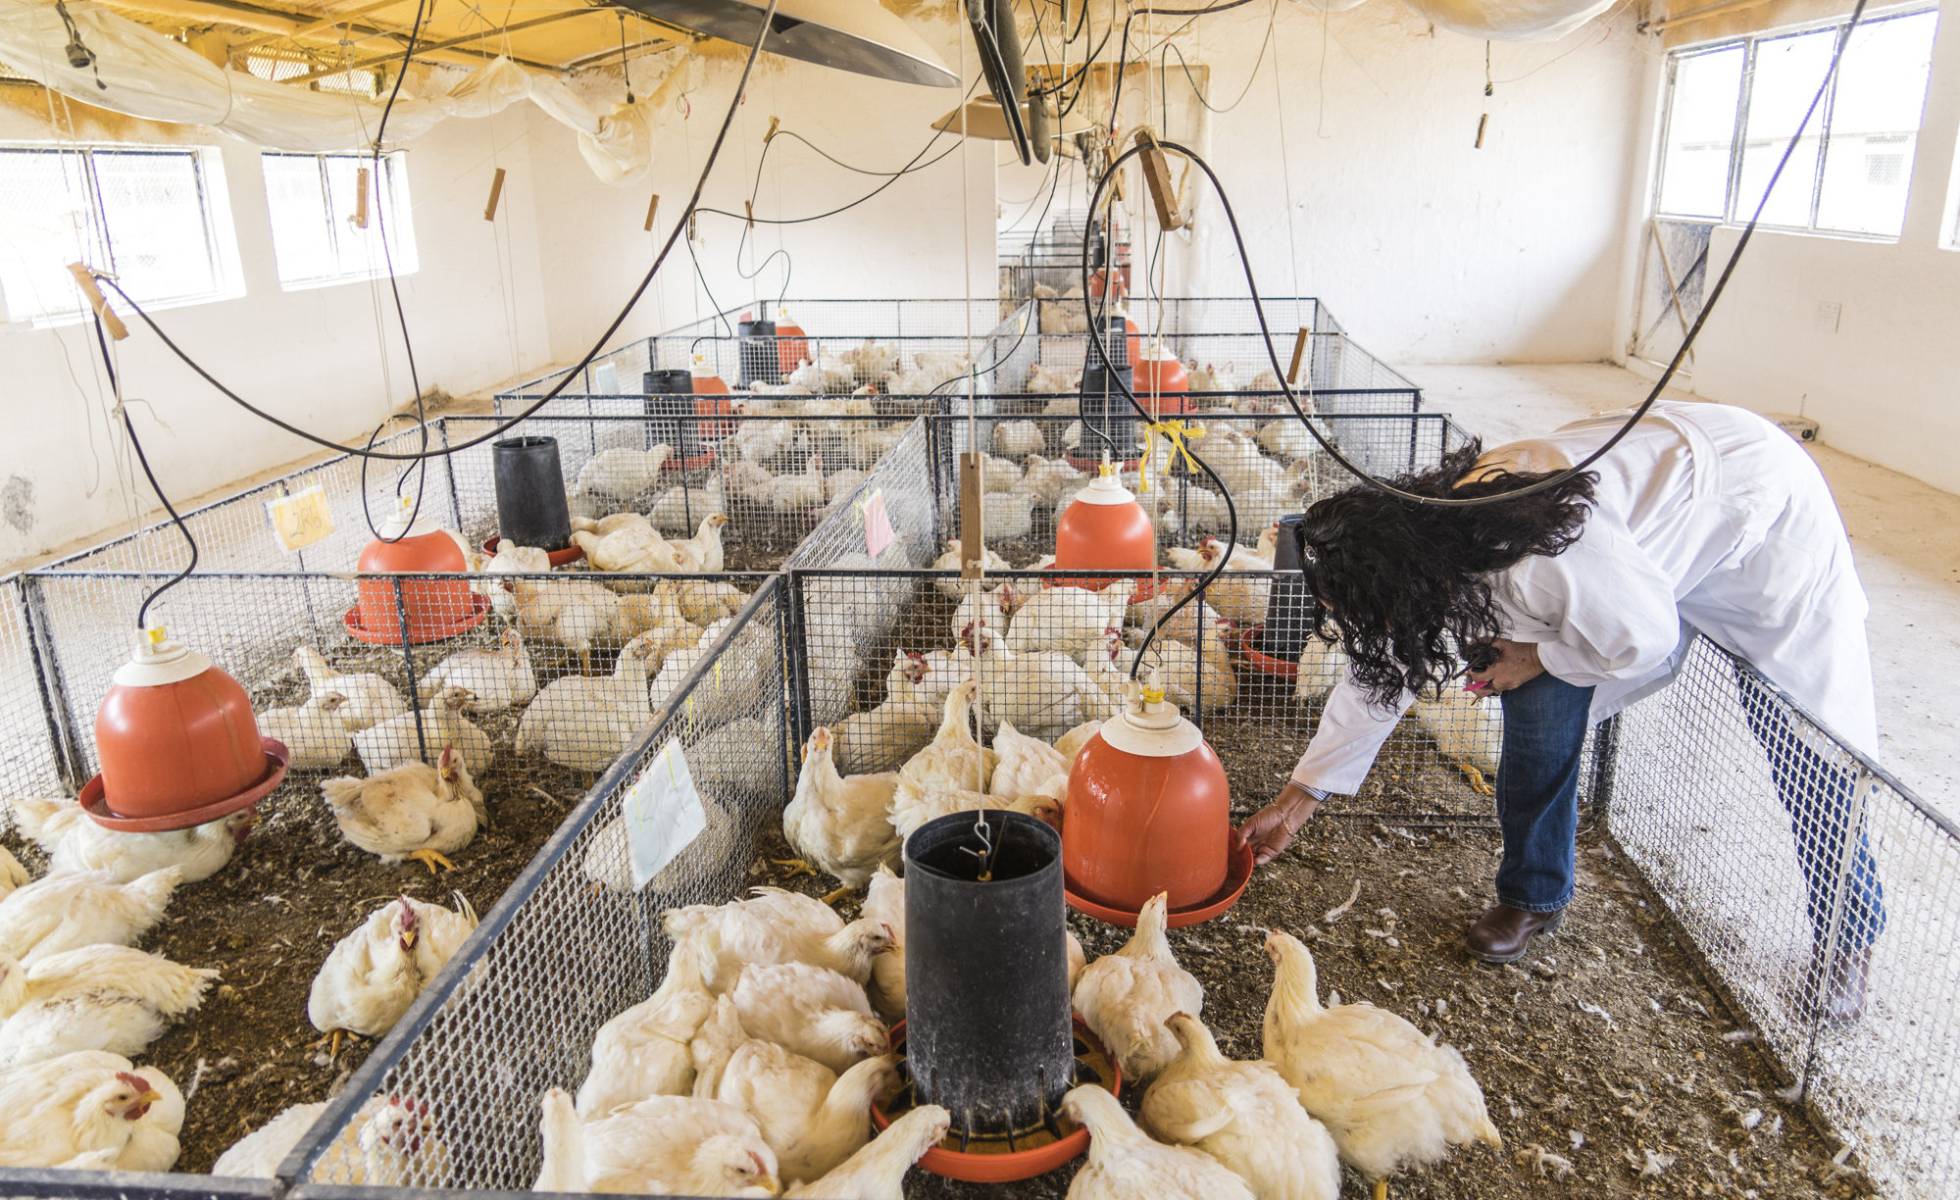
[771,857,818,879]
[1373,1181,1389,1200]
[408,849,457,874]
[1457,762,1495,797]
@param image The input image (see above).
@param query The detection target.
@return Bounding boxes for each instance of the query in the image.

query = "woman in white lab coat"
[1236,401,1884,1020]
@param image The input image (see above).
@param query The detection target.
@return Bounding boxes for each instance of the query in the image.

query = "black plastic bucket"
[1254,511,1315,661]
[738,318,779,386]
[1079,314,1138,459]
[643,368,700,459]
[491,436,571,551]
[905,811,1075,1137]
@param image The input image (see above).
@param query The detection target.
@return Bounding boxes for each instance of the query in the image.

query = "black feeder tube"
[1078,314,1135,459]
[737,318,780,386]
[491,435,572,551]
[644,368,702,460]
[1256,511,1314,661]
[904,811,1075,1141]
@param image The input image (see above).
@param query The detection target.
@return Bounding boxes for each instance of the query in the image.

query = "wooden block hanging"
[66,263,126,341]
[1132,126,1185,232]
[958,452,985,576]
[1287,326,1311,385]
[764,115,780,143]
[743,200,754,229]
[644,193,660,233]
[687,211,699,242]
[352,166,370,229]
[483,166,506,222]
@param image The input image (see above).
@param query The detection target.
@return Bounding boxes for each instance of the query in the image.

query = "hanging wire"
[618,12,635,105]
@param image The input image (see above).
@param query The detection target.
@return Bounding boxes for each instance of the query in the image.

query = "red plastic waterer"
[84,626,289,831]
[691,352,737,440]
[1063,681,1250,928]
[1134,344,1191,407]
[1052,466,1156,592]
[775,310,809,377]
[348,498,488,645]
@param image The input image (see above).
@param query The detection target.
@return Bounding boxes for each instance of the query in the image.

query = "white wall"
[0,99,553,564]
[524,17,996,369]
[1632,10,1960,496]
[1172,2,1652,363]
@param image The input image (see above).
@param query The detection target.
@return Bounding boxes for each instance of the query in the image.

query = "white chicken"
[670,513,732,573]
[990,721,1068,799]
[515,635,659,771]
[1130,637,1239,716]
[0,849,24,901]
[294,645,406,732]
[1072,893,1203,1082]
[1180,536,1274,627]
[833,702,936,776]
[308,895,476,1053]
[766,455,828,512]
[783,1102,949,1199]
[888,784,1057,844]
[1024,362,1076,394]
[980,492,1033,540]
[1142,1012,1342,1200]
[1062,1084,1253,1200]
[674,578,750,626]
[417,629,538,713]
[1054,720,1102,766]
[510,575,624,671]
[577,951,717,1118]
[354,686,493,776]
[321,747,486,873]
[861,867,906,1022]
[0,945,217,1067]
[664,889,892,993]
[9,800,250,884]
[0,1050,181,1170]
[730,962,887,1075]
[572,522,683,575]
[1005,581,1130,655]
[930,539,1010,598]
[258,692,354,769]
[576,444,675,504]
[993,421,1045,457]
[1022,454,1084,505]
[1262,931,1502,1193]
[1413,686,1503,797]
[651,479,726,535]
[0,867,180,964]
[969,628,1111,739]
[215,1094,440,1182]
[950,583,1018,644]
[897,680,997,796]
[783,726,900,897]
[707,1012,899,1184]
[482,541,550,619]
[536,1086,778,1195]
[1295,634,1352,704]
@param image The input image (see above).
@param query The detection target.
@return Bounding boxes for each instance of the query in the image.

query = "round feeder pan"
[81,737,289,832]
[1230,623,1300,680]
[873,1015,1121,1184]
[1037,571,1167,607]
[1066,839,1255,929]
[342,592,491,646]
[481,535,585,567]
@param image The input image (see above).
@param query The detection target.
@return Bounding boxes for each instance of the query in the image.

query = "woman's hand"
[1468,638,1544,694]
[1235,782,1321,867]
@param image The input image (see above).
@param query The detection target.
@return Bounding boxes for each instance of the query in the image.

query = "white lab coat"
[1290,401,1876,795]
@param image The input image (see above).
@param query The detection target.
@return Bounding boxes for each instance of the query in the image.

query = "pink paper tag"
[862,489,895,558]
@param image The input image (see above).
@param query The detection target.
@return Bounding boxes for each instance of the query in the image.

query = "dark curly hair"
[1297,441,1599,708]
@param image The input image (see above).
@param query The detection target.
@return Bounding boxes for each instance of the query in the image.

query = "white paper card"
[623,740,707,891]
[592,362,619,394]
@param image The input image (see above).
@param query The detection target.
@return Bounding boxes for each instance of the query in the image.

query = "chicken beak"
[137,1089,163,1106]
[401,930,418,950]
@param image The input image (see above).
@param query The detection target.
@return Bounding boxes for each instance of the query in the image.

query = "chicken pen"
[250,544,1956,1200]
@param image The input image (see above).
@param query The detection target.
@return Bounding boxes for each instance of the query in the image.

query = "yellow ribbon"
[1137,420,1205,493]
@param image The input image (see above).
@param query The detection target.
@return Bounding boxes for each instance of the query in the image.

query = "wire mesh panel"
[1606,638,1960,1199]
[0,575,68,796]
[285,581,789,1194]
[444,412,922,572]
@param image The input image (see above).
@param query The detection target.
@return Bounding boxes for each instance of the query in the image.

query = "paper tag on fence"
[622,739,707,892]
[592,362,619,394]
[861,489,894,558]
[266,486,333,553]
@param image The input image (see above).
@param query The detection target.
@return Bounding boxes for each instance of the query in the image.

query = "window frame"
[1650,4,1941,242]
[0,140,240,326]
[259,150,418,292]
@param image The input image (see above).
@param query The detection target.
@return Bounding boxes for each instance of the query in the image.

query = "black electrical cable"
[1085,0,1868,512]
[89,317,195,631]
[86,0,783,466]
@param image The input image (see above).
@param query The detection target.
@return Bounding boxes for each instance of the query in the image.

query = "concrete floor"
[1411,362,1960,814]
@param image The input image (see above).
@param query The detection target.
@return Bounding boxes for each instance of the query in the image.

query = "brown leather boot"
[1465,904,1565,964]
[1806,943,1872,1023]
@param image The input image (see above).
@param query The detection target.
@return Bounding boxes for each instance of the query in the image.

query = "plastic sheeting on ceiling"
[1399,0,1621,41]
[0,0,654,182]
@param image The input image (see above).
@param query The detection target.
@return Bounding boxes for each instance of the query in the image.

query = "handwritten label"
[862,489,895,559]
[622,740,707,891]
[266,486,333,553]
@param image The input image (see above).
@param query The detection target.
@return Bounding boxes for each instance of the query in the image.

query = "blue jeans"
[1494,671,1886,949]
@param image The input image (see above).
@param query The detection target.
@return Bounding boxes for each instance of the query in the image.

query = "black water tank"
[737,318,779,386]
[491,436,571,551]
[644,368,699,461]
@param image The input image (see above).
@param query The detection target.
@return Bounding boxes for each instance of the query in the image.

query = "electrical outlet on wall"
[1815,301,1843,334]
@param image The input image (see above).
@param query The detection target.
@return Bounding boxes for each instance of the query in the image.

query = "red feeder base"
[82,737,289,832]
[1066,840,1254,929]
[872,1016,1121,1184]
[481,535,585,567]
[342,593,491,646]
[1230,624,1301,680]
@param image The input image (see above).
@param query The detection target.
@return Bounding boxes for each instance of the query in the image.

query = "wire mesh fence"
[1605,638,1960,1199]
[284,579,790,1195]
[0,574,68,803]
